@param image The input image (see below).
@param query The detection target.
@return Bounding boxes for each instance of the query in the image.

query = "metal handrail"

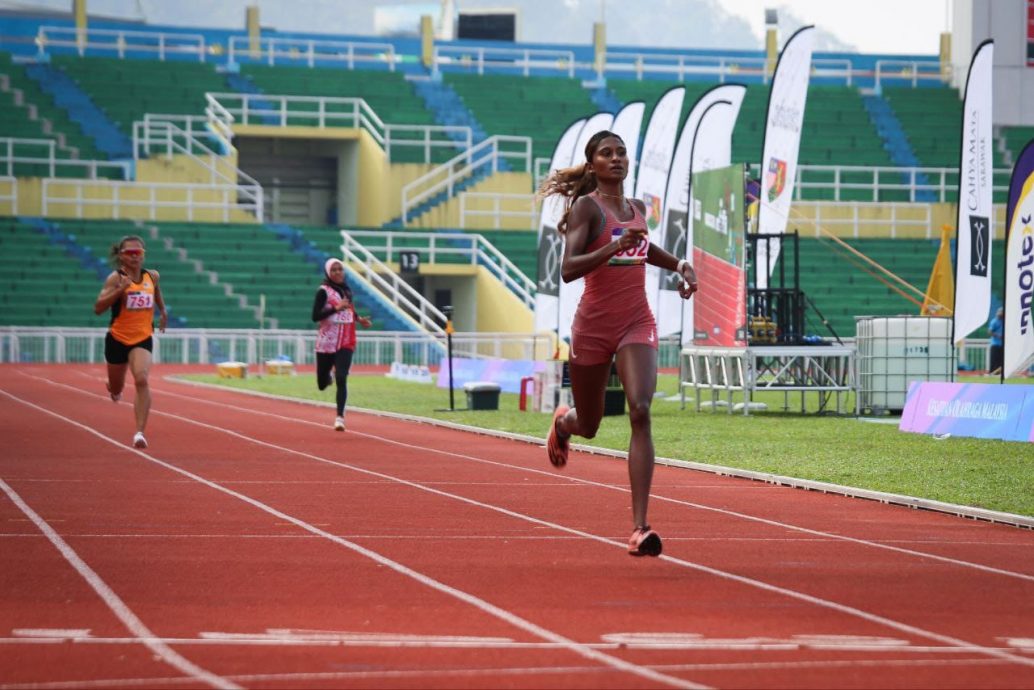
[340,230,447,334]
[346,230,535,309]
[434,45,577,77]
[203,92,473,163]
[227,36,396,70]
[134,117,261,190]
[401,135,532,224]
[0,137,129,179]
[36,25,206,61]
[42,178,263,222]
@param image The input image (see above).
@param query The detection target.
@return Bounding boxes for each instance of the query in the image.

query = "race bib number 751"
[125,291,154,310]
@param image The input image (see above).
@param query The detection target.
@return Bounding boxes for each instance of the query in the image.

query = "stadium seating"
[52,55,228,141]
[782,236,1005,339]
[0,51,108,166]
[443,73,598,165]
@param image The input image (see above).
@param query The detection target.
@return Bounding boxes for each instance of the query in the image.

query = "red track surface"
[1,363,1033,690]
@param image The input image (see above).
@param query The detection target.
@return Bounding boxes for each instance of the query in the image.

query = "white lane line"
[0,657,1014,690]
[0,388,708,690]
[152,379,1034,583]
[15,376,1034,670]
[0,479,240,690]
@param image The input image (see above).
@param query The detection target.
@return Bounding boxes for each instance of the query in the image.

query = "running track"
[1,364,1033,690]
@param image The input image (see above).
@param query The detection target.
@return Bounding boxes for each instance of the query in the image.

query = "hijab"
[322,258,352,300]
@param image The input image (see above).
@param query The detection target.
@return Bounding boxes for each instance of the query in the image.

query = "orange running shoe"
[628,525,662,557]
[546,405,571,468]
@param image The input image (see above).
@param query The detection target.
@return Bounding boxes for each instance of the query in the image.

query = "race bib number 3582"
[608,228,648,266]
[125,291,154,310]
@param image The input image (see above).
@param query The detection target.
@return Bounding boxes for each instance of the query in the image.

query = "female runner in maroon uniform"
[540,130,698,557]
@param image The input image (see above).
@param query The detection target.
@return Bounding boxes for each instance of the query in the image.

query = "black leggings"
[316,348,354,415]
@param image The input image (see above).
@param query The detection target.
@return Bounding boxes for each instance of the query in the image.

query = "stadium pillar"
[765,9,778,77]
[593,21,606,78]
[73,0,87,53]
[939,32,952,80]
[246,5,260,57]
[421,14,434,69]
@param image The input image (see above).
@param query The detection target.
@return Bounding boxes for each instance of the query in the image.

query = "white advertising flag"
[953,39,995,346]
[611,101,645,198]
[633,86,685,324]
[756,25,814,289]
[558,111,616,341]
[1003,139,1034,377]
[534,117,586,333]
[655,84,746,339]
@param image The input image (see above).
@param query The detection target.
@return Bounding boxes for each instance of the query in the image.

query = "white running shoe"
[333,416,345,431]
[132,432,148,449]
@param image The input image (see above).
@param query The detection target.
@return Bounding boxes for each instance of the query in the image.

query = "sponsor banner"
[1004,139,1034,377]
[657,84,746,338]
[953,40,995,345]
[558,111,616,341]
[688,164,747,347]
[899,381,1034,443]
[756,25,814,289]
[633,86,686,326]
[535,117,585,333]
[611,101,645,198]
[437,357,548,394]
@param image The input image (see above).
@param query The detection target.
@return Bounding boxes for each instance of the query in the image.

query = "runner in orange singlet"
[539,130,698,557]
[93,235,167,449]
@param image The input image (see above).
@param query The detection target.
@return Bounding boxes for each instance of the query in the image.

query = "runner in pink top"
[539,130,698,557]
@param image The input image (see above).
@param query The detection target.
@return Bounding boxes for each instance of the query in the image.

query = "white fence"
[37,26,207,61]
[0,137,130,179]
[204,92,472,164]
[0,327,992,377]
[227,36,396,70]
[0,328,551,367]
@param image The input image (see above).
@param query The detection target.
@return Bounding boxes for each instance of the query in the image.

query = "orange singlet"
[569,193,657,366]
[109,270,156,346]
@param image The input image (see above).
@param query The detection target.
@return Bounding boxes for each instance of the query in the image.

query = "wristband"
[677,259,689,274]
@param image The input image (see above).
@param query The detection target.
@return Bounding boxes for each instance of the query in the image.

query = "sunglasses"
[120,248,144,256]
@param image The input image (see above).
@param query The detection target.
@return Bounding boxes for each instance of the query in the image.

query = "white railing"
[0,176,16,214]
[0,327,992,375]
[133,117,262,192]
[874,59,951,92]
[434,45,577,77]
[534,156,551,189]
[345,230,536,309]
[401,135,532,224]
[227,36,397,70]
[203,95,235,151]
[459,192,539,230]
[0,137,130,179]
[750,163,1012,204]
[203,92,472,163]
[340,231,448,334]
[0,327,550,366]
[36,25,207,61]
[383,125,473,162]
[41,178,263,222]
[790,202,934,239]
[604,52,768,83]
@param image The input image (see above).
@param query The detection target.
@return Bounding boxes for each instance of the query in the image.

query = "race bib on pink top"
[608,227,648,266]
